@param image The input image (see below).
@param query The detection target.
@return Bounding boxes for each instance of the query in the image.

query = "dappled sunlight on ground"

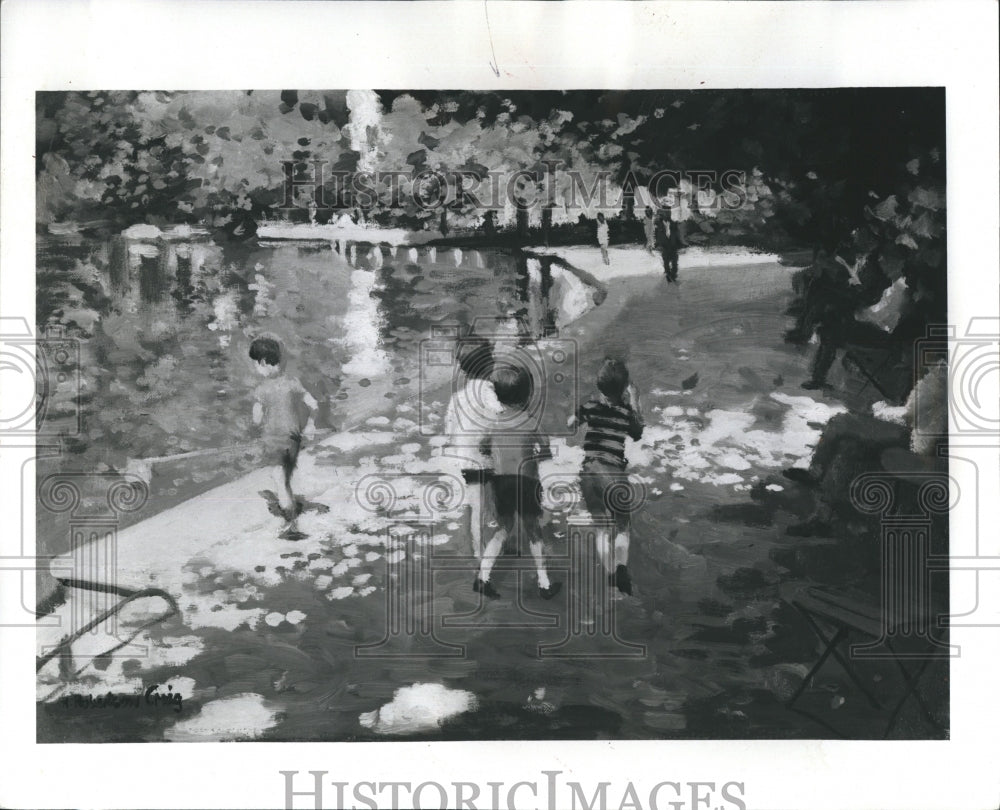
[38,248,944,742]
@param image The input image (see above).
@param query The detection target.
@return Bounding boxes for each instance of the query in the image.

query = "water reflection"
[341,266,391,379]
[38,234,597,483]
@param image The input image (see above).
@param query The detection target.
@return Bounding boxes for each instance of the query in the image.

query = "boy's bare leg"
[467,483,482,559]
[284,469,296,506]
[478,528,506,583]
[522,515,548,588]
[611,523,633,595]
[524,515,560,598]
[279,456,306,539]
[528,539,551,590]
[593,527,613,573]
[268,465,293,515]
[281,480,304,537]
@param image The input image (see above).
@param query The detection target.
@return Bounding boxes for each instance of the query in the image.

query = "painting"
[32,87,953,748]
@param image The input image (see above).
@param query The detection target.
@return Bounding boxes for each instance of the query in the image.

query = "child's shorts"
[460,468,493,486]
[580,458,633,531]
[460,468,498,526]
[491,474,543,538]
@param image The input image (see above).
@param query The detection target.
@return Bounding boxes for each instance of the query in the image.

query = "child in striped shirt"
[570,357,645,595]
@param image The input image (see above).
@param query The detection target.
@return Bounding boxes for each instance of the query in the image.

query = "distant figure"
[569,358,645,595]
[443,338,502,564]
[658,208,682,282]
[596,212,610,266]
[307,199,318,226]
[249,336,317,540]
[482,210,497,239]
[477,365,561,600]
[643,206,657,253]
[542,203,554,247]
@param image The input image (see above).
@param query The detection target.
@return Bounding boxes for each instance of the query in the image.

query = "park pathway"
[39,246,886,742]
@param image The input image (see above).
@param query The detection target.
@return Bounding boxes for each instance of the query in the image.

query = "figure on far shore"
[658,207,683,283]
[482,210,497,239]
[596,212,610,266]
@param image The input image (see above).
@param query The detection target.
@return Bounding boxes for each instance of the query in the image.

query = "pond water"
[37,235,595,536]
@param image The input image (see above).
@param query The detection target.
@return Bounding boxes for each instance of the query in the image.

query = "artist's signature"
[58,683,184,714]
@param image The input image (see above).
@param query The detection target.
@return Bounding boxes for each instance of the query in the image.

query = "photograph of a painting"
[33,87,950,744]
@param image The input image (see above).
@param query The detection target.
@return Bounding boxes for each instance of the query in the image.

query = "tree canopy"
[37,88,944,247]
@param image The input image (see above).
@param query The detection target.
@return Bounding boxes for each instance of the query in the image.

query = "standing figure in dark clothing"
[658,208,682,282]
[482,210,497,239]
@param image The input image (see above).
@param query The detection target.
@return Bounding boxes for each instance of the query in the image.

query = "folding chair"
[780,582,947,738]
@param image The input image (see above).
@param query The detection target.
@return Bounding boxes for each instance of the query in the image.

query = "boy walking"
[476,365,561,600]
[571,358,645,595]
[250,335,316,540]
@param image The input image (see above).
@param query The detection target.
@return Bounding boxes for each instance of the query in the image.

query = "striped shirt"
[577,394,644,469]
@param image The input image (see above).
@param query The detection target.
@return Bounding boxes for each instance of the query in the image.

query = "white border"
[2,2,998,809]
